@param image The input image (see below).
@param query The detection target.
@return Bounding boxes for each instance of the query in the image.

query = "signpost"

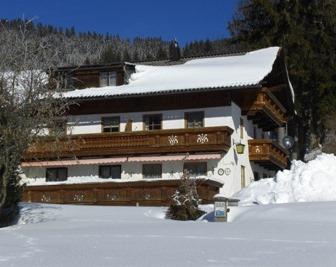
[213,196,240,222]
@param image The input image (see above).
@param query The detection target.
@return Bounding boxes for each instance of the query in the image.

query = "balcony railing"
[24,126,233,160]
[22,178,222,206]
[246,89,287,130]
[248,139,288,170]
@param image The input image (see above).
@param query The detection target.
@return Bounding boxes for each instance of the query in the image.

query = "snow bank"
[235,153,336,205]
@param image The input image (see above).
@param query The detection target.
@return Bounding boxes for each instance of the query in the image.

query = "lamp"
[282,136,295,150]
[233,140,245,154]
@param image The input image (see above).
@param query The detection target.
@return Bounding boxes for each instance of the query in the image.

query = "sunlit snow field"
[1,202,336,267]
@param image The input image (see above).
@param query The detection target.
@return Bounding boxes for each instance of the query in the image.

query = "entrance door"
[241,165,246,188]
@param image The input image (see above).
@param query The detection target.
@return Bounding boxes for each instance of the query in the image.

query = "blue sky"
[0,0,238,45]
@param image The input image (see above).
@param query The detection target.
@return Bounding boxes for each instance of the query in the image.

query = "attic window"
[100,71,117,87]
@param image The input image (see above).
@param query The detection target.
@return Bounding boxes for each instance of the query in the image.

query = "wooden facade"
[21,51,294,205]
[248,139,288,170]
[23,126,233,160]
[233,88,288,131]
[51,63,135,89]
[22,179,222,206]
[67,90,232,115]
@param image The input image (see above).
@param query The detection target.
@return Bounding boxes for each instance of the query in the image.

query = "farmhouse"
[21,46,294,205]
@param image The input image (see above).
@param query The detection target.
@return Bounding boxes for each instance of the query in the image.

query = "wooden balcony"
[232,88,287,131]
[24,126,233,160]
[247,89,287,130]
[248,139,288,170]
[22,179,222,206]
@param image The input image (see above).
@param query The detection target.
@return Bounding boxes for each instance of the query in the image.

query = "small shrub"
[166,170,205,221]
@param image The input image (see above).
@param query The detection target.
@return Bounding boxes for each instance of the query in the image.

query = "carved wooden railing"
[22,179,222,206]
[24,126,233,160]
[248,139,288,170]
[247,89,287,128]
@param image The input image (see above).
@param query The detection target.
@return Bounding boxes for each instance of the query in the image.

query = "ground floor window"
[99,165,121,179]
[142,164,162,178]
[183,162,207,177]
[46,168,67,182]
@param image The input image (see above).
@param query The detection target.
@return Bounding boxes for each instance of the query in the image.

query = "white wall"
[67,106,234,134]
[24,103,279,196]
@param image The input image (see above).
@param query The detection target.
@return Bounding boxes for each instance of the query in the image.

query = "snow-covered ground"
[235,153,336,205]
[3,154,336,266]
[1,202,336,267]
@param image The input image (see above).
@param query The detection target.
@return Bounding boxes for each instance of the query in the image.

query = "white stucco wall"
[23,102,279,197]
[66,106,234,134]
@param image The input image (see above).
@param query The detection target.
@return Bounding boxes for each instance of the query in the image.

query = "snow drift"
[235,153,336,205]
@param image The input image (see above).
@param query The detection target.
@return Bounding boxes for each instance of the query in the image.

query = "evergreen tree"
[229,0,336,157]
[169,39,181,61]
[100,45,121,63]
[123,49,131,61]
[156,46,168,60]
[166,170,205,221]
[204,39,212,54]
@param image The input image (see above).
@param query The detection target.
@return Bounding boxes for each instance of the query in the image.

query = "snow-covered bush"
[166,171,205,220]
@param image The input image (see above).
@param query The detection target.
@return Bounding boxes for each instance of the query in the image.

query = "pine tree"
[169,39,181,61]
[156,46,168,60]
[229,0,336,157]
[166,170,205,221]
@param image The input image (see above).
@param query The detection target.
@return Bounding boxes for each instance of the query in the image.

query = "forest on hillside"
[0,18,239,66]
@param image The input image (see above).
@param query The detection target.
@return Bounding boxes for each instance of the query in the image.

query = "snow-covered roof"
[62,47,290,99]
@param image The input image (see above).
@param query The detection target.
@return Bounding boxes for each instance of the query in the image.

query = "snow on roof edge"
[61,84,262,100]
[62,47,282,100]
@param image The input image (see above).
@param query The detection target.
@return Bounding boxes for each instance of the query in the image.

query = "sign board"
[214,201,226,218]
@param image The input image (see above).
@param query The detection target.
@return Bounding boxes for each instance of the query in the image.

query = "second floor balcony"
[24,126,233,160]
[248,139,288,170]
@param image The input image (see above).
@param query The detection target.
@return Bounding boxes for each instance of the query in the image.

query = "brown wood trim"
[248,139,288,170]
[262,88,287,113]
[23,126,233,160]
[68,90,232,115]
[233,87,288,131]
[21,178,222,206]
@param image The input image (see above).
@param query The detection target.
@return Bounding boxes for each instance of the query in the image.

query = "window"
[240,117,244,139]
[99,165,121,179]
[100,71,117,87]
[61,74,73,89]
[185,111,204,128]
[183,162,207,177]
[46,168,67,182]
[142,164,162,178]
[143,114,162,131]
[241,165,246,188]
[102,116,120,132]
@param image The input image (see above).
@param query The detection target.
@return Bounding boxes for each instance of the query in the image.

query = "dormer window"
[100,71,117,87]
